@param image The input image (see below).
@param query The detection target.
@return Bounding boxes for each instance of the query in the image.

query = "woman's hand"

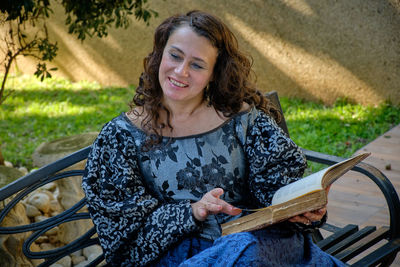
[288,185,331,225]
[191,188,242,221]
[288,207,327,225]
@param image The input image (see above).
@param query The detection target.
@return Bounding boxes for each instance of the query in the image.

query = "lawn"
[1,74,400,172]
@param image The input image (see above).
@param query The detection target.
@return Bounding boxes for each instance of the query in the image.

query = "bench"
[0,91,399,266]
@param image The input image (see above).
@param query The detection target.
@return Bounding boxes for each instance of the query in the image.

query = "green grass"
[1,74,400,172]
[0,75,133,168]
[281,97,400,172]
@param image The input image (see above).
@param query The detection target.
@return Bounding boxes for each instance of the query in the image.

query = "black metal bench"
[0,91,399,266]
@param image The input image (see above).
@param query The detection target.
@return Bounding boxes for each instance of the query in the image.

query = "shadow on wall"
[6,0,400,105]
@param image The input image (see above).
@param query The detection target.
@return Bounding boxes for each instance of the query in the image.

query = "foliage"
[280,97,400,173]
[0,0,157,104]
[1,75,400,171]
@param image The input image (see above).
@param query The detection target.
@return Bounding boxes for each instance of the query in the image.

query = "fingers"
[288,215,311,225]
[288,207,327,225]
[191,188,242,221]
[207,188,242,215]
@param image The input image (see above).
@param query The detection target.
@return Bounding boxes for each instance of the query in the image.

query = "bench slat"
[351,238,400,267]
[335,226,390,262]
[317,224,358,250]
[325,226,376,255]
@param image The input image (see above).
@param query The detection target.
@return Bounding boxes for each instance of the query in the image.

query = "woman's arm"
[244,110,327,227]
[245,110,307,207]
[82,120,200,266]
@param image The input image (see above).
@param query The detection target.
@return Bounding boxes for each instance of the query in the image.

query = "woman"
[82,10,344,266]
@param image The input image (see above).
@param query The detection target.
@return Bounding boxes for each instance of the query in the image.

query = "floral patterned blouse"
[82,107,307,266]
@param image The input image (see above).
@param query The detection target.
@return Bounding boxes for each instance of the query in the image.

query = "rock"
[49,199,63,213]
[1,234,33,266]
[25,203,42,217]
[0,202,33,267]
[70,249,82,257]
[35,236,49,244]
[0,166,24,188]
[54,255,71,267]
[48,234,59,244]
[38,190,55,201]
[71,255,86,265]
[30,242,45,266]
[57,219,93,245]
[18,166,28,176]
[42,182,57,191]
[32,132,98,168]
[0,238,16,267]
[83,245,103,259]
[34,215,49,223]
[45,226,59,236]
[28,193,51,213]
[74,260,90,267]
[56,176,85,211]
[4,161,13,167]
[40,243,55,251]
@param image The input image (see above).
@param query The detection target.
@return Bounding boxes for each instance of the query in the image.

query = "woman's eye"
[170,53,180,60]
[191,63,204,69]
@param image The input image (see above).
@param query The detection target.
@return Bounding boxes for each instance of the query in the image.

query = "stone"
[35,235,49,244]
[42,182,57,192]
[70,249,82,257]
[45,226,59,236]
[49,199,63,213]
[71,255,86,265]
[48,234,59,244]
[4,161,13,167]
[34,215,49,223]
[56,176,85,211]
[40,242,55,251]
[57,219,93,245]
[54,255,71,267]
[18,166,28,175]
[38,189,55,201]
[83,245,103,259]
[28,193,51,213]
[30,242,45,266]
[74,260,90,267]
[31,132,98,168]
[25,203,42,217]
[0,202,33,267]
[0,166,24,188]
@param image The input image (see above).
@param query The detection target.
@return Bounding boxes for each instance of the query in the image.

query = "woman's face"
[158,25,218,106]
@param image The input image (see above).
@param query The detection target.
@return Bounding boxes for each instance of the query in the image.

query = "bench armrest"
[302,148,400,240]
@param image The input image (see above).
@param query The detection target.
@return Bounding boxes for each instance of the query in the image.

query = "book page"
[271,152,370,205]
[321,152,370,187]
[271,168,327,205]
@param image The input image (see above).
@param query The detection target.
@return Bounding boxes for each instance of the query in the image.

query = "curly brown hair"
[130,10,280,148]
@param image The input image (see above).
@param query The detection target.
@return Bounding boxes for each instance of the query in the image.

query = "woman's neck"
[163,98,207,122]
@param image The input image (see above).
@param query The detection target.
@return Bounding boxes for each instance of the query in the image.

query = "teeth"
[169,78,187,87]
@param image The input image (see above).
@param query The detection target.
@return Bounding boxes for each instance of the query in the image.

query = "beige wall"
[4,0,400,105]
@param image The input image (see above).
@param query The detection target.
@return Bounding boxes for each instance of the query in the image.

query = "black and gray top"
[82,107,307,266]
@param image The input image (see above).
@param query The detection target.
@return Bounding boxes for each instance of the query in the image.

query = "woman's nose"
[175,62,189,77]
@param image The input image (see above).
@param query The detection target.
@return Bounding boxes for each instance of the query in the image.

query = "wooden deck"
[325,124,400,266]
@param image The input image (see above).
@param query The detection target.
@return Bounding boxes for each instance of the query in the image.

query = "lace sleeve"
[245,110,307,207]
[82,120,199,266]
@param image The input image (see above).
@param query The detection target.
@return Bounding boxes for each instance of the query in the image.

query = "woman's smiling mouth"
[169,77,188,88]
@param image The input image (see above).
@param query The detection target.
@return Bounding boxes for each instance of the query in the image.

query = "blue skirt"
[149,226,346,267]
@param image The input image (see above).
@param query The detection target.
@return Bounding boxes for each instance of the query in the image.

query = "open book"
[221,152,370,236]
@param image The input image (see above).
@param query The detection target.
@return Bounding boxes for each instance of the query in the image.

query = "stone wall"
[2,0,400,105]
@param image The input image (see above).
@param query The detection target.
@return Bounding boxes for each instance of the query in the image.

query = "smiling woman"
[80,10,346,267]
[158,26,217,110]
